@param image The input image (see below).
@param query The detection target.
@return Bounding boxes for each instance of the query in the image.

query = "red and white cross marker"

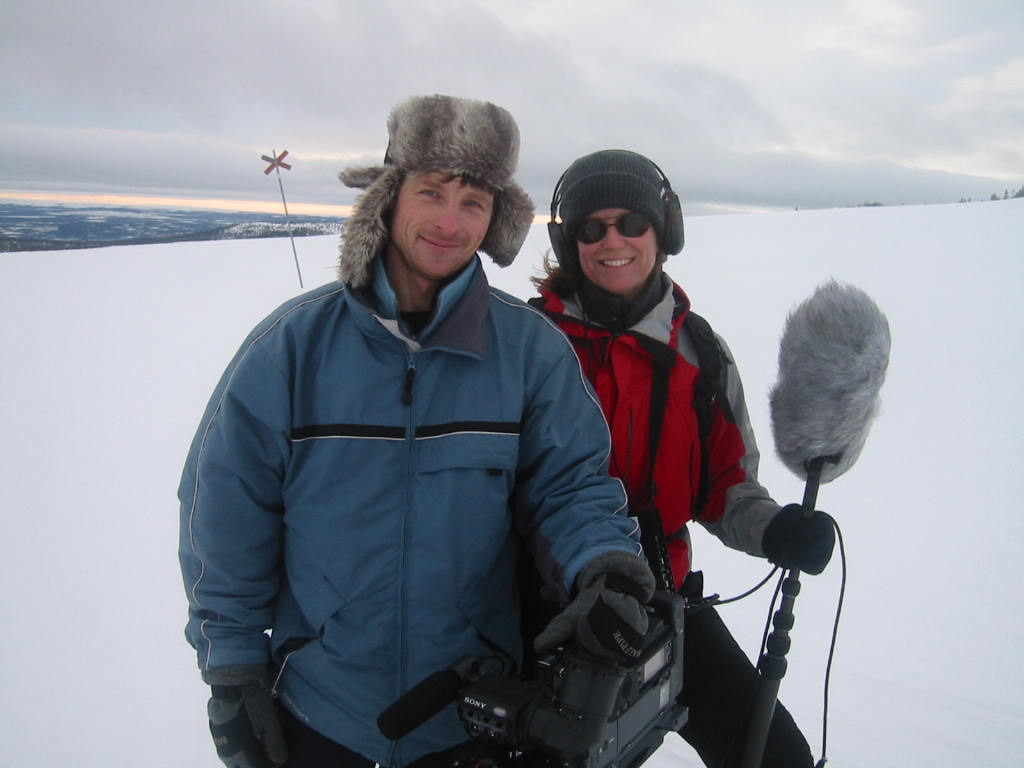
[262,149,292,175]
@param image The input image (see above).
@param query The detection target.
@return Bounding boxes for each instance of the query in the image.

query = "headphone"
[548,155,685,270]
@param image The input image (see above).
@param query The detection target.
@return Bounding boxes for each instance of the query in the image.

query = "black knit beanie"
[557,149,668,251]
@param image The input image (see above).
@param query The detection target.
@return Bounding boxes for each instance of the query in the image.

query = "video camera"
[378,590,687,768]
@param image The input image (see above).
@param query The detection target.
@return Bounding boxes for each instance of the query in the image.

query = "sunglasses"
[575,213,652,244]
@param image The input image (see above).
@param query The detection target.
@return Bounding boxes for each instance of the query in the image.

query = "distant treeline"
[0,221,343,253]
[988,185,1024,201]
[851,184,1024,209]
[962,184,1024,204]
[0,202,346,253]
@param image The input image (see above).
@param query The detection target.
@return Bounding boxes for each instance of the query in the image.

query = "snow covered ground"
[2,198,1022,767]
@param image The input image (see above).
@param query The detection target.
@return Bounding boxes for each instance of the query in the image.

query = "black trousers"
[679,598,814,768]
[278,707,480,768]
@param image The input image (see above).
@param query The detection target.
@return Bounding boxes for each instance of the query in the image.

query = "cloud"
[2,0,1020,211]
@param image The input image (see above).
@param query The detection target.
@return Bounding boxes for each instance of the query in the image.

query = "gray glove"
[533,551,656,663]
[205,665,288,768]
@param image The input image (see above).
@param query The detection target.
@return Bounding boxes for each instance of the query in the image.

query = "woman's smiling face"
[576,208,660,300]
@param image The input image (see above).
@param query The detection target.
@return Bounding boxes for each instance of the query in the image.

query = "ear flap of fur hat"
[337,165,400,288]
[337,94,535,288]
[479,180,534,268]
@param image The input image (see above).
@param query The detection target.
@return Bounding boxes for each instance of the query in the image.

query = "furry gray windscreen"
[770,280,891,483]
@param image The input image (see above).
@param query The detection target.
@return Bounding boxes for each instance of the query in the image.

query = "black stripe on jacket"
[291,421,521,441]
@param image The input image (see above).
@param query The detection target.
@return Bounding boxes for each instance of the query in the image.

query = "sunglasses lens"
[576,219,607,244]
[617,213,650,238]
[575,214,651,244]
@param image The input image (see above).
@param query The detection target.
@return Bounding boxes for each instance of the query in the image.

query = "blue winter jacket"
[179,256,640,766]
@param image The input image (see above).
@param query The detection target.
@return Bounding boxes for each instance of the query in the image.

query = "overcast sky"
[2,0,1021,214]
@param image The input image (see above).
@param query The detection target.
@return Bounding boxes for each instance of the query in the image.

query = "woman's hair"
[531,250,581,296]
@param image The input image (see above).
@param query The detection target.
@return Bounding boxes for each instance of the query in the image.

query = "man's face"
[576,208,660,301]
[385,171,494,308]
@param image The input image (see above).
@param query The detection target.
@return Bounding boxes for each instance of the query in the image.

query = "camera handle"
[377,656,502,741]
[740,455,832,768]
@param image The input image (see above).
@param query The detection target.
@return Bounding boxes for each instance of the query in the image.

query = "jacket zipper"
[394,353,417,767]
[402,358,416,405]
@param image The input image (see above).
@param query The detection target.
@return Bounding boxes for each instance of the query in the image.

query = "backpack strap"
[636,357,676,591]
[682,310,731,517]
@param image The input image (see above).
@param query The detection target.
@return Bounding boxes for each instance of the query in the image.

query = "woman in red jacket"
[533,150,835,768]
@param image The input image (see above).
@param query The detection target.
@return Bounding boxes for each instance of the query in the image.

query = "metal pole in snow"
[262,149,304,289]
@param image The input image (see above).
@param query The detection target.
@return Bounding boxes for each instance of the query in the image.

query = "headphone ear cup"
[662,189,684,254]
[548,220,576,269]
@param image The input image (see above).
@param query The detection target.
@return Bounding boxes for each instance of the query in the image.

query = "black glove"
[762,503,836,575]
[205,665,288,768]
[533,551,656,663]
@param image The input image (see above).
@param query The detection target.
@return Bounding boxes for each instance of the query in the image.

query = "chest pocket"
[417,428,520,471]
[417,428,520,503]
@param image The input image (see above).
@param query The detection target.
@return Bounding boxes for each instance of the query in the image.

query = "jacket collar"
[576,272,666,336]
[545,277,688,347]
[351,254,490,357]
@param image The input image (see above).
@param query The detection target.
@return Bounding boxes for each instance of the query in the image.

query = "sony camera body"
[456,589,687,768]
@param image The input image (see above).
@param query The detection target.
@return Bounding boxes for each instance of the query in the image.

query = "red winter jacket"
[536,281,779,588]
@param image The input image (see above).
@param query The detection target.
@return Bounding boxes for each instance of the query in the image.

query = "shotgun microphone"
[377,667,466,741]
[377,656,500,741]
[770,280,891,484]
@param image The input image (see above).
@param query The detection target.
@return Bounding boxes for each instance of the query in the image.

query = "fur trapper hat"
[337,94,535,288]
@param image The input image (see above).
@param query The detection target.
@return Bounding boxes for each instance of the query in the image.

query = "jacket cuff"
[201,664,269,686]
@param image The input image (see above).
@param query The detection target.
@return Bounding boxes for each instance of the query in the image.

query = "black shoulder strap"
[647,360,671,502]
[641,360,676,591]
[682,310,731,516]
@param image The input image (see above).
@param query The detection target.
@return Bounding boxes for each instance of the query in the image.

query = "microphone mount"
[742,454,834,768]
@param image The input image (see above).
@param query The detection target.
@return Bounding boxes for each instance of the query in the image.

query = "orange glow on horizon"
[0,190,353,217]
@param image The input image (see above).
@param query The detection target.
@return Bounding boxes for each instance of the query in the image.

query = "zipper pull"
[402,361,416,405]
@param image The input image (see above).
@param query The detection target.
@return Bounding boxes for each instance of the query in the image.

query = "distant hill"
[0,202,344,252]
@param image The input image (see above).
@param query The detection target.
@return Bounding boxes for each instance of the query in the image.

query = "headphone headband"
[547,151,684,269]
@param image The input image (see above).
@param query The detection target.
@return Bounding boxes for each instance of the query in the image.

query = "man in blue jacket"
[179,94,655,768]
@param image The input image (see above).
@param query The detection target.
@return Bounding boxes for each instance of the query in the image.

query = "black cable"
[816,519,847,766]
[730,520,846,768]
[760,571,786,657]
[714,565,780,607]
[711,571,784,768]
